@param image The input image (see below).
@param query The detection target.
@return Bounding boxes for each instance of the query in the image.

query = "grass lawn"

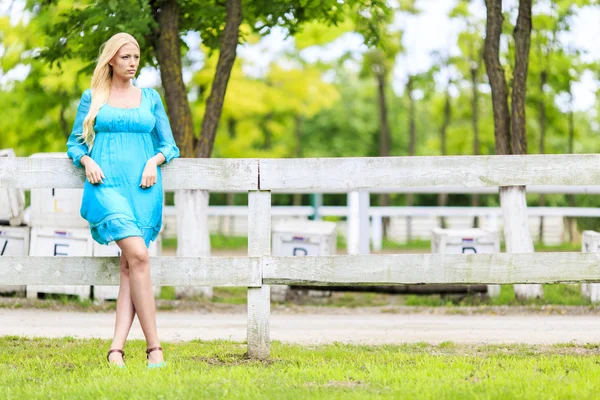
[1,337,600,399]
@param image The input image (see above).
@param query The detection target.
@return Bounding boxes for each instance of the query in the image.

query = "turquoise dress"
[66,87,180,248]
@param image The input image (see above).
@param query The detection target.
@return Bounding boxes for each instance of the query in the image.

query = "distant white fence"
[163,205,597,247]
[2,154,600,359]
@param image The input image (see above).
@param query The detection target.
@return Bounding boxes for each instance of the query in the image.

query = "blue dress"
[66,87,180,247]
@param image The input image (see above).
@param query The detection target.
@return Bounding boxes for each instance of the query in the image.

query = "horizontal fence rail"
[0,256,262,287]
[262,253,600,285]
[3,253,600,287]
[0,158,259,190]
[259,154,600,191]
[4,154,600,191]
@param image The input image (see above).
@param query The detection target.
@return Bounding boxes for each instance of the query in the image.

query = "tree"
[450,0,486,227]
[484,0,541,299]
[353,2,408,238]
[528,0,591,243]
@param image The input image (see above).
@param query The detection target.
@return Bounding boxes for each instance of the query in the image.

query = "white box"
[272,219,337,257]
[0,226,30,296]
[432,228,500,254]
[431,228,501,297]
[27,226,93,299]
[271,219,337,302]
[29,152,88,228]
[92,235,162,301]
[0,149,25,226]
[581,231,600,302]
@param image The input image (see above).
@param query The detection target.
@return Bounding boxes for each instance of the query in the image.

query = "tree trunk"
[293,114,303,207]
[567,92,577,243]
[376,69,391,237]
[195,0,242,158]
[406,76,416,242]
[484,0,540,299]
[438,81,451,229]
[471,63,480,228]
[150,0,213,298]
[538,70,547,243]
[59,104,69,138]
[261,113,274,150]
[151,0,196,158]
[483,0,511,155]
[227,117,237,139]
[510,0,532,156]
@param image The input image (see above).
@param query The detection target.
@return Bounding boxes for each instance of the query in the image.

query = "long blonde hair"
[81,32,140,149]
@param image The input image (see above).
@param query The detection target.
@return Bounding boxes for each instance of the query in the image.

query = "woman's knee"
[126,249,150,270]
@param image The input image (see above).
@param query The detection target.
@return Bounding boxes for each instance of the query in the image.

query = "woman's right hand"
[81,155,105,184]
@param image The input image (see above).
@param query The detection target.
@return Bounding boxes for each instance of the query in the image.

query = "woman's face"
[109,42,140,80]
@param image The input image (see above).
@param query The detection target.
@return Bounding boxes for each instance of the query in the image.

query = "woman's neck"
[110,78,132,92]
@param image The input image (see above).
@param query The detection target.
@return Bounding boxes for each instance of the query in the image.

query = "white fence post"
[247,190,271,359]
[371,213,383,252]
[347,191,370,255]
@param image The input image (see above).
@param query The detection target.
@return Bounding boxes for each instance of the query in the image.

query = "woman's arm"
[66,89,92,168]
[150,88,181,164]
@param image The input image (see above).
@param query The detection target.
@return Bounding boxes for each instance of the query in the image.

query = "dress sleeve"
[151,88,181,164]
[66,89,92,168]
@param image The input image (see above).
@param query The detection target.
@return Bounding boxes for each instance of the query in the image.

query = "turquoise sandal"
[147,346,167,369]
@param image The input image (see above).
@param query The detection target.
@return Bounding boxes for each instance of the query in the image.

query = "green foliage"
[0,0,598,175]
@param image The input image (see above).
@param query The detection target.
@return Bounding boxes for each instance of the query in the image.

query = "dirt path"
[1,308,599,345]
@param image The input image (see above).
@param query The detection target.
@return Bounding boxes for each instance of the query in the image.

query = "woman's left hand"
[140,159,158,189]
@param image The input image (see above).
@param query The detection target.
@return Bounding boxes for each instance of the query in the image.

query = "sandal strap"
[146,346,163,359]
[107,349,125,362]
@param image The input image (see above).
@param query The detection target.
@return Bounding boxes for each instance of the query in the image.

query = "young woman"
[67,32,180,368]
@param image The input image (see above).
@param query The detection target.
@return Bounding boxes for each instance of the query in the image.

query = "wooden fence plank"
[262,253,600,285]
[0,158,259,190]
[0,256,261,286]
[247,190,271,359]
[259,154,600,191]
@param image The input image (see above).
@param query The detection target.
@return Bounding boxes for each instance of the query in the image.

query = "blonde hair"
[81,32,140,149]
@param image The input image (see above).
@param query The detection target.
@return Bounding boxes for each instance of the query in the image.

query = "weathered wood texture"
[262,253,600,285]
[175,189,213,298]
[0,158,259,190]
[501,186,543,298]
[247,191,271,360]
[5,155,600,191]
[259,155,600,190]
[0,256,261,287]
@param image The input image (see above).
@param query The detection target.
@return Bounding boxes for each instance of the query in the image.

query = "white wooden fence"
[2,154,600,359]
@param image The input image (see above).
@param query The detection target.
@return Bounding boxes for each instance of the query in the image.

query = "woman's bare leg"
[107,253,136,366]
[115,236,164,364]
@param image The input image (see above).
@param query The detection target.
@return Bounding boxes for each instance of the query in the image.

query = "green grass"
[162,234,248,250]
[401,284,591,307]
[534,242,582,252]
[2,337,600,399]
[158,287,247,305]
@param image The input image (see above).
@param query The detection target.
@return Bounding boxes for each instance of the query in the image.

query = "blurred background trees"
[1,0,600,232]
